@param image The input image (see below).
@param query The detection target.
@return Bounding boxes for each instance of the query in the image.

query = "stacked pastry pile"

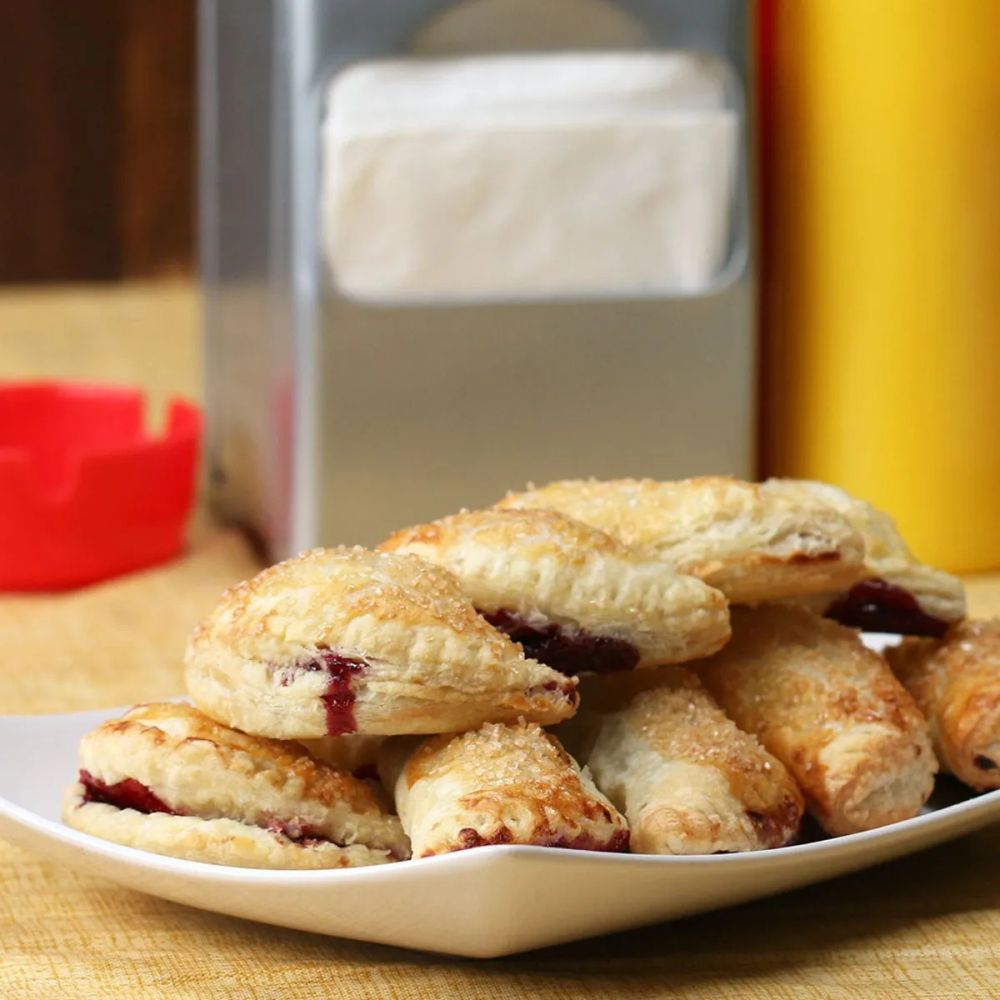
[63,477,1000,867]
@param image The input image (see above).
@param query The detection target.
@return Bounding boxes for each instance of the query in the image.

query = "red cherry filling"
[481,609,639,675]
[79,771,351,849]
[262,815,331,846]
[825,579,949,637]
[297,650,369,735]
[79,769,179,816]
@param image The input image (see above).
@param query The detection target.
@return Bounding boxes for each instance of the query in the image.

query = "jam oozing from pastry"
[974,755,998,771]
[481,609,639,675]
[825,579,949,637]
[263,815,330,846]
[79,769,178,816]
[299,651,368,735]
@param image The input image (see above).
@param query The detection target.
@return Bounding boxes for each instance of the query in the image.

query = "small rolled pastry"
[185,547,578,739]
[886,620,1000,789]
[380,507,730,674]
[381,721,629,857]
[567,669,803,854]
[696,605,937,836]
[63,703,409,868]
[497,476,865,604]
[769,479,965,636]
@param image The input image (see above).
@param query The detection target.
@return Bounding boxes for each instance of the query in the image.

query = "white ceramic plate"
[2,635,998,958]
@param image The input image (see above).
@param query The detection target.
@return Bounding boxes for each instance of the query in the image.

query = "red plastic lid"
[0,381,202,591]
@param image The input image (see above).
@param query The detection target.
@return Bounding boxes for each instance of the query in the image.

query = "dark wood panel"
[0,0,195,283]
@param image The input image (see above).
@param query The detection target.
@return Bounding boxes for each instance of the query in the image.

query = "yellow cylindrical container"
[762,0,1000,572]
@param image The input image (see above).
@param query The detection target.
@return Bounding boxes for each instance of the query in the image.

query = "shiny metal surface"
[200,0,756,557]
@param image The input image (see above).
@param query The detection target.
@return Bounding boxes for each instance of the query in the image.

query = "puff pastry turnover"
[696,605,937,836]
[770,479,965,636]
[184,547,578,739]
[63,703,409,868]
[380,507,730,673]
[565,669,803,854]
[886,620,1000,790]
[381,721,629,857]
[498,476,865,604]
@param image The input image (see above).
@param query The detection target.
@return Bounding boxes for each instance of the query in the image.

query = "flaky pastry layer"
[381,507,730,669]
[184,547,577,739]
[497,476,865,604]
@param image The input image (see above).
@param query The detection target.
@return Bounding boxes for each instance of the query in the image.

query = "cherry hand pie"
[696,605,937,836]
[887,620,1000,790]
[380,507,730,674]
[63,703,409,868]
[568,668,804,854]
[184,547,578,739]
[497,476,865,604]
[379,721,629,857]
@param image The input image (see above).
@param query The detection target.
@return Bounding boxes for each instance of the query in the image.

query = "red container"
[0,382,202,590]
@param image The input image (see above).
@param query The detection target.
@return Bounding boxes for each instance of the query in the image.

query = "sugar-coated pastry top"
[701,605,932,745]
[391,721,629,857]
[578,669,804,854]
[184,546,577,738]
[497,476,865,603]
[381,506,730,668]
[696,604,937,835]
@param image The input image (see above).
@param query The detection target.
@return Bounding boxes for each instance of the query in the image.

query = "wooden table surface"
[1,283,998,999]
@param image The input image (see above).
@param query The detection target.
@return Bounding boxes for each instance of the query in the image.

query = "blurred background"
[2,2,195,283]
[2,0,999,578]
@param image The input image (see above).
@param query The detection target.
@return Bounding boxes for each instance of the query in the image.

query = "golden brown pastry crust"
[695,605,937,836]
[568,669,803,854]
[63,703,408,868]
[770,480,965,631]
[297,735,385,775]
[380,507,730,669]
[497,476,865,604]
[184,547,578,739]
[886,620,1000,790]
[382,722,629,857]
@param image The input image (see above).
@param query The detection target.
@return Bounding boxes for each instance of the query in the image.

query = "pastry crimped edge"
[62,703,408,868]
[497,476,866,604]
[184,546,578,738]
[567,669,803,854]
[380,506,731,668]
[887,620,1000,790]
[382,721,629,858]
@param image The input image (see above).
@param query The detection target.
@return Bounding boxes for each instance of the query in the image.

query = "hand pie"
[380,721,629,857]
[497,476,865,604]
[769,479,965,636]
[380,507,730,674]
[886,620,1000,790]
[696,605,937,836]
[63,703,409,868]
[565,669,803,854]
[184,547,578,739]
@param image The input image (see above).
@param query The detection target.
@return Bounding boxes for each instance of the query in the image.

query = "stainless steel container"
[200,0,755,558]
